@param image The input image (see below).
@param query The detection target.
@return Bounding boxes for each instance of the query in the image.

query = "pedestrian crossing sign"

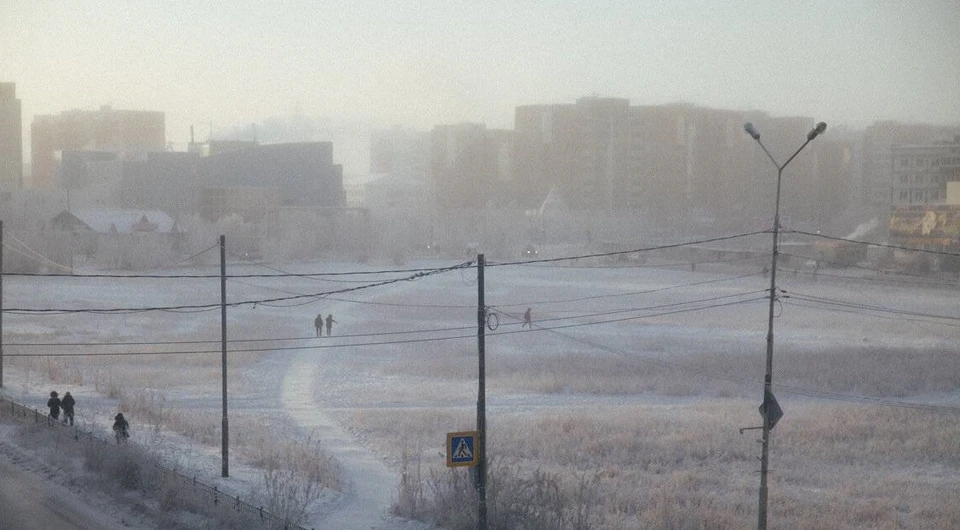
[446,431,479,467]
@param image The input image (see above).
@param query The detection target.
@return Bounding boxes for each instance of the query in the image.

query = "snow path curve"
[282,350,399,529]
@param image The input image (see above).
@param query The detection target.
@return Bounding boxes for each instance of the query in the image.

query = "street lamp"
[744,120,826,530]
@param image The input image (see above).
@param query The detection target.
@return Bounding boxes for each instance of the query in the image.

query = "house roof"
[58,209,180,234]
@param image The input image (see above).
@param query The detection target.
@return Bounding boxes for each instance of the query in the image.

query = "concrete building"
[430,123,504,210]
[860,121,960,222]
[514,97,630,212]
[57,139,344,226]
[31,106,165,189]
[117,151,201,215]
[0,82,23,195]
[198,142,342,221]
[890,137,960,206]
[512,97,841,233]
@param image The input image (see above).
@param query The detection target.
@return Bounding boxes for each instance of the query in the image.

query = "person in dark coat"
[325,314,337,336]
[314,313,324,337]
[522,308,532,329]
[61,391,76,425]
[113,413,130,444]
[47,391,61,420]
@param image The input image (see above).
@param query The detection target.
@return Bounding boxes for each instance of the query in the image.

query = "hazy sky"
[3,1,959,173]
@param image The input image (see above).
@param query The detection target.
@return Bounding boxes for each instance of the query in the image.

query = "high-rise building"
[31,106,164,189]
[514,97,630,211]
[430,123,502,210]
[0,82,23,195]
[512,97,836,232]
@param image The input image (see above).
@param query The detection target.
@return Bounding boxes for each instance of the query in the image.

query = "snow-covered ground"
[2,250,959,528]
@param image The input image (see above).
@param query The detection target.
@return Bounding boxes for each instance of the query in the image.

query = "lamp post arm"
[753,137,780,169]
[780,137,814,172]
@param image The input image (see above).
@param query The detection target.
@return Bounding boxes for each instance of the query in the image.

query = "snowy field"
[2,244,960,528]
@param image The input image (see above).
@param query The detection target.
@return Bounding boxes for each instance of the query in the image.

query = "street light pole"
[744,120,826,530]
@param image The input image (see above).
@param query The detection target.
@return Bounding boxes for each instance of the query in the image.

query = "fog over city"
[3,1,959,174]
[2,2,960,530]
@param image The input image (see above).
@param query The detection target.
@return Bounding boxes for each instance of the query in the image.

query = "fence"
[1,395,310,530]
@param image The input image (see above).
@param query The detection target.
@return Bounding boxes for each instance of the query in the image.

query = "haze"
[3,1,959,173]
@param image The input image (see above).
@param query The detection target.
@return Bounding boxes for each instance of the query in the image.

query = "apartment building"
[0,82,23,195]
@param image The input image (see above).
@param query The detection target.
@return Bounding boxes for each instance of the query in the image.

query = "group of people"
[314,313,338,337]
[47,390,129,443]
[46,390,76,425]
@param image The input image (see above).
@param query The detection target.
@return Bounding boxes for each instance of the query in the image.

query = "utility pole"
[220,235,229,477]
[744,121,826,530]
[476,253,487,530]
[1,220,4,388]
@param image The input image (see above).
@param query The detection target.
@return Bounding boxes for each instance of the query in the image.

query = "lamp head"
[807,121,827,141]
[744,122,760,140]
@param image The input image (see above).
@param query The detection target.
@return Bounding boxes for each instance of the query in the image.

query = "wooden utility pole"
[476,253,487,529]
[220,235,229,477]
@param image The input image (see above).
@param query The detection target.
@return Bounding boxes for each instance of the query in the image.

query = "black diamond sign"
[759,389,784,430]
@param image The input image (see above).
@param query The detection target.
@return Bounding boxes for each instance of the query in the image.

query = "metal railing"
[1,395,310,530]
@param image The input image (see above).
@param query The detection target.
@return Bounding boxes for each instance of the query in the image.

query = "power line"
[488,230,768,267]
[790,229,960,257]
[5,289,767,348]
[782,299,960,329]
[273,271,760,312]
[781,290,960,322]
[513,254,760,270]
[157,243,221,269]
[11,291,956,416]
[492,273,759,309]
[5,296,768,356]
[492,303,960,416]
[3,264,470,279]
[3,238,768,313]
[2,235,75,273]
[2,231,761,279]
[778,251,960,288]
[5,261,474,314]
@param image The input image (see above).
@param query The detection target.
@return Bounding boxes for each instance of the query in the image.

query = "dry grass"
[383,342,960,399]
[367,400,960,529]
[2,417,255,529]
[345,336,960,528]
[3,336,343,521]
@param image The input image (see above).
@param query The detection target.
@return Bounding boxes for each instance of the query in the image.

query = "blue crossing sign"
[446,431,478,467]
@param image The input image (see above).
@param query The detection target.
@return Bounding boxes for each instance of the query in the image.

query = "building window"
[899,191,909,200]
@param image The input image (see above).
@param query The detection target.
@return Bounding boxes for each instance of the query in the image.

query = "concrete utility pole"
[744,121,826,530]
[220,235,229,477]
[476,253,487,530]
[1,220,4,388]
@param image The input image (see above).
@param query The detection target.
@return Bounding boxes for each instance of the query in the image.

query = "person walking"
[314,313,324,337]
[47,391,61,421]
[113,413,130,444]
[522,308,532,329]
[325,314,337,336]
[61,391,76,426]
